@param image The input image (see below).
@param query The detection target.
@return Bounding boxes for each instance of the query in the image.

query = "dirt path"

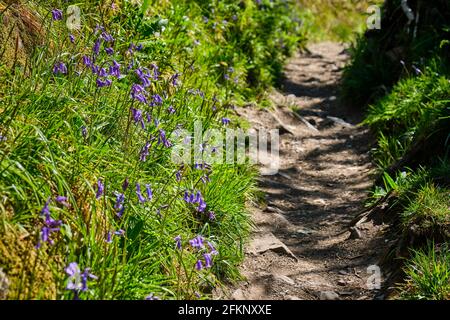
[217,42,389,300]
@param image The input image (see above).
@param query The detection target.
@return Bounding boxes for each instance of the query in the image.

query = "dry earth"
[215,42,391,300]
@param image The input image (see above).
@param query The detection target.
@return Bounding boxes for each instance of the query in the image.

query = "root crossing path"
[218,42,389,300]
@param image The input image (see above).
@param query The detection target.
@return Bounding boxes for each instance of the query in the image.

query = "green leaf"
[142,0,151,14]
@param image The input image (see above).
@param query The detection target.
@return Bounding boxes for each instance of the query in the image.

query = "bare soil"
[216,42,391,300]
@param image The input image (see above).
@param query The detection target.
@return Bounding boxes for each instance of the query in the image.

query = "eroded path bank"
[216,42,389,300]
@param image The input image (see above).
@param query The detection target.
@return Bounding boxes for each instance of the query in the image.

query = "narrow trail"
[217,42,390,300]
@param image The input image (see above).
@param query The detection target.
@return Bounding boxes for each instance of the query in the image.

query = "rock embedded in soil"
[274,275,296,286]
[0,268,9,299]
[349,226,363,240]
[319,291,340,300]
[247,232,298,261]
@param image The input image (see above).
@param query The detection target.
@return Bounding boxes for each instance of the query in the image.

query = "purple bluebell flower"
[66,262,81,291]
[82,55,92,67]
[194,163,203,170]
[66,263,97,293]
[127,43,135,54]
[189,235,204,248]
[55,196,67,203]
[105,47,114,55]
[203,253,213,268]
[94,24,105,34]
[36,206,62,249]
[412,65,422,75]
[109,60,121,78]
[114,192,125,210]
[114,229,125,236]
[232,15,238,21]
[36,226,55,247]
[184,191,191,203]
[97,67,108,77]
[202,16,209,23]
[194,191,202,203]
[152,94,163,106]
[146,112,152,123]
[117,205,125,218]
[101,32,114,42]
[106,231,113,243]
[145,184,153,201]
[193,39,200,46]
[93,38,101,56]
[145,293,160,300]
[40,197,51,217]
[174,235,182,250]
[167,105,175,114]
[195,260,203,271]
[135,68,151,87]
[197,198,207,212]
[131,108,143,125]
[221,117,231,125]
[69,34,75,43]
[130,84,147,104]
[176,171,182,182]
[91,64,100,74]
[81,126,88,139]
[136,183,146,203]
[136,43,144,51]
[208,211,216,221]
[80,268,97,292]
[228,67,234,73]
[201,175,210,184]
[224,73,230,81]
[140,141,151,162]
[158,130,172,148]
[96,78,112,87]
[0,135,6,142]
[207,241,218,255]
[53,62,67,75]
[51,9,63,21]
[96,179,104,199]
[151,64,160,80]
[56,196,69,207]
[170,73,180,86]
[122,177,129,191]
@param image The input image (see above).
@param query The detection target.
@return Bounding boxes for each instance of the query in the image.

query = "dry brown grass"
[0,0,45,68]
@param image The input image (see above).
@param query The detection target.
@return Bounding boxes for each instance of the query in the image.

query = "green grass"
[401,243,450,300]
[342,0,450,300]
[364,63,450,169]
[402,184,449,232]
[0,0,306,299]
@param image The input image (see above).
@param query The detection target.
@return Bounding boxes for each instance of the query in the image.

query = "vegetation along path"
[218,42,390,300]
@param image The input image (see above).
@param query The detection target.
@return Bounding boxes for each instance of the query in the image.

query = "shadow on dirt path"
[215,42,390,300]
